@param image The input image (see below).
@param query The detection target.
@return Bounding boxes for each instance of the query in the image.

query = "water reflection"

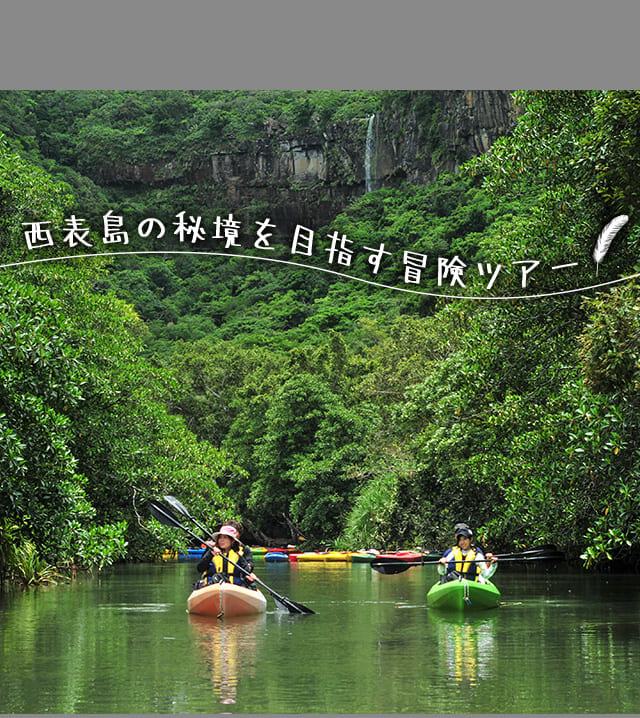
[3,564,640,713]
[188,612,265,706]
[429,611,498,687]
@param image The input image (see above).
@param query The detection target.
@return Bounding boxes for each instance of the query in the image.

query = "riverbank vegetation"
[1,90,639,582]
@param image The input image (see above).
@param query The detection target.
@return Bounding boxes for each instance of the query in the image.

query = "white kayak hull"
[187,582,267,617]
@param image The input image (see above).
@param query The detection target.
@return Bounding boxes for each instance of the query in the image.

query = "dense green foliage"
[2,90,640,576]
[0,138,242,578]
[94,172,504,357]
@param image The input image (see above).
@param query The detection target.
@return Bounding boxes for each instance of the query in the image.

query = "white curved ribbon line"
[2,250,638,301]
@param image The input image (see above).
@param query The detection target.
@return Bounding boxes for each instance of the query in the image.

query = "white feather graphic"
[593,214,629,275]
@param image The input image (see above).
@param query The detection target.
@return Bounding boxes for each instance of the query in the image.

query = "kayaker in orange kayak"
[196,524,258,589]
[437,524,498,584]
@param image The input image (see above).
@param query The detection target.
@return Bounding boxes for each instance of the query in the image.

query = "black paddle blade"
[522,549,565,562]
[148,500,204,544]
[370,557,419,574]
[248,577,315,615]
[163,495,191,517]
[162,495,211,536]
[271,593,315,614]
[510,543,560,556]
[149,499,180,527]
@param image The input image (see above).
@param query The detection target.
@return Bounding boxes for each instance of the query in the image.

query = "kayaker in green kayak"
[437,524,498,584]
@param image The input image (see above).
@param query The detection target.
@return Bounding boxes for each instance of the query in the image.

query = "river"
[1,558,640,713]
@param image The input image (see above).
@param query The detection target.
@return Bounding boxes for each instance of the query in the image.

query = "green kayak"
[427,577,500,611]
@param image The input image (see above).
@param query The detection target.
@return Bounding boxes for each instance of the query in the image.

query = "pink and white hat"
[212,525,240,542]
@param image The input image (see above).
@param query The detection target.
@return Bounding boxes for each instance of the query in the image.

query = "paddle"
[370,545,564,574]
[162,494,261,568]
[148,499,315,615]
[163,495,212,538]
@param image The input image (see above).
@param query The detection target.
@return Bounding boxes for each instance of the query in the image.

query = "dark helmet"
[454,522,473,539]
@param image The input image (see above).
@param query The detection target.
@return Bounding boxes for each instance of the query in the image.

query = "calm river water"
[1,558,640,713]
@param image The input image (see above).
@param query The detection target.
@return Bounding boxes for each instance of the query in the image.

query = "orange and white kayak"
[187,582,267,618]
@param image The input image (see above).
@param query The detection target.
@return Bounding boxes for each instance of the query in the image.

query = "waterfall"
[365,114,378,193]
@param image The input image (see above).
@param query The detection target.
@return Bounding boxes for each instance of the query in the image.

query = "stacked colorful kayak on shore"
[162,546,430,565]
[167,545,558,569]
[264,550,290,562]
[368,551,442,574]
[293,551,353,562]
[162,548,206,562]
[263,550,380,563]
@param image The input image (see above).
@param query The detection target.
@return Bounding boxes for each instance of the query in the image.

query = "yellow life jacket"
[211,548,241,576]
[450,546,479,580]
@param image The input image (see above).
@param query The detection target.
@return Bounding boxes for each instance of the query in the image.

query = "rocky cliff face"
[100,91,516,232]
[377,90,518,184]
[440,90,518,165]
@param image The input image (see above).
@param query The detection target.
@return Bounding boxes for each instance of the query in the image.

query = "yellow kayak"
[294,551,352,562]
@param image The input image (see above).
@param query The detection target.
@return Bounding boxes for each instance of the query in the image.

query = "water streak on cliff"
[365,114,379,193]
